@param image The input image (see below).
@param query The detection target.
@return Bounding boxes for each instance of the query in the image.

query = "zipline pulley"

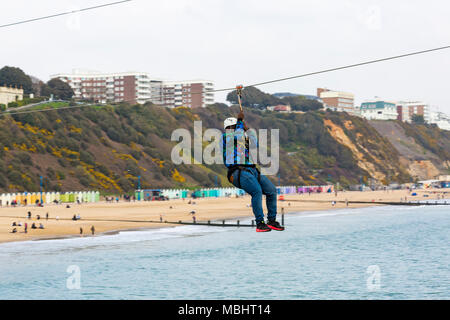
[236,84,244,112]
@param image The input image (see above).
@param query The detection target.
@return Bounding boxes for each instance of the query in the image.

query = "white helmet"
[224,117,238,129]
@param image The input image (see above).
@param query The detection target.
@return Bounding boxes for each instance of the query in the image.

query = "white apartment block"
[51,71,214,108]
[429,111,450,131]
[51,71,162,105]
[360,100,398,120]
[160,80,214,108]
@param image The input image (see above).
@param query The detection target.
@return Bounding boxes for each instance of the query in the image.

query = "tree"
[226,86,278,108]
[226,86,322,111]
[0,66,33,94]
[46,78,74,100]
[411,114,425,125]
[281,96,323,111]
[39,81,52,97]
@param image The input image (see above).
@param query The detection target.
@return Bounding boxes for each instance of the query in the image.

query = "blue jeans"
[231,167,277,223]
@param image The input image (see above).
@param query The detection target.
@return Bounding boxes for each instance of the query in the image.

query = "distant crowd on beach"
[9,210,96,238]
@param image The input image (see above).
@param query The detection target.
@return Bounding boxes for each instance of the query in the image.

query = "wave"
[0,223,231,255]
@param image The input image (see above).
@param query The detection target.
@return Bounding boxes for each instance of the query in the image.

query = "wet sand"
[0,188,447,244]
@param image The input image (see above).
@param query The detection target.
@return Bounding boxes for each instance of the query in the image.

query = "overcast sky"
[1,0,450,113]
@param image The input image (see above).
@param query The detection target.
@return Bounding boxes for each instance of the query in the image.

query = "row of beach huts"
[140,185,335,200]
[0,191,100,206]
[0,185,335,206]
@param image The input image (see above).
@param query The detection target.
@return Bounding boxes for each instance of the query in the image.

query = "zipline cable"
[0,0,132,29]
[0,104,106,117]
[211,44,450,94]
[1,44,449,117]
[110,44,450,98]
[245,45,450,88]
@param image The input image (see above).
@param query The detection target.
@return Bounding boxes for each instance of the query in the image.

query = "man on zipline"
[222,109,284,233]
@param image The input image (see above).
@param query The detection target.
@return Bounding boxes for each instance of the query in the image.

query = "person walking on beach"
[80,227,83,236]
[46,212,49,220]
[24,223,27,233]
[188,210,196,223]
[222,110,284,233]
[90,226,95,235]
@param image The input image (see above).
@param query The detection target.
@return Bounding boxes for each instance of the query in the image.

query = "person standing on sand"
[188,211,196,223]
[80,227,83,236]
[222,110,284,233]
[91,226,95,235]
[24,223,27,233]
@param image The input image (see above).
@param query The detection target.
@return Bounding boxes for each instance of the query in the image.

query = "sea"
[0,202,449,300]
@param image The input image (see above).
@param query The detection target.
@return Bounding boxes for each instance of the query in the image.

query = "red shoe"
[267,220,285,231]
[256,222,271,232]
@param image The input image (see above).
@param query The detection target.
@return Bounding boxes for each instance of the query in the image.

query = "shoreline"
[0,189,448,245]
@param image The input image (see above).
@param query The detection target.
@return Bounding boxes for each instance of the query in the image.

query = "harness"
[227,164,261,189]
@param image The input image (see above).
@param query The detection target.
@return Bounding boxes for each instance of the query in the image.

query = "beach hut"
[30,193,36,205]
[44,192,50,204]
[8,193,16,205]
[26,193,32,206]
[60,193,68,203]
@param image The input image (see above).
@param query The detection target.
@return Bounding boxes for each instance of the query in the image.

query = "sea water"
[0,203,449,299]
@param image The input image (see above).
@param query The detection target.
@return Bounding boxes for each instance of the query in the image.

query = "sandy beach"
[0,189,448,244]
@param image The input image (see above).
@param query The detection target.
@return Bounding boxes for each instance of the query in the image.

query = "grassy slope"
[0,102,445,193]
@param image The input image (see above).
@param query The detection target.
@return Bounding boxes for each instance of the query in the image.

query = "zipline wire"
[0,0,132,29]
[1,44,449,117]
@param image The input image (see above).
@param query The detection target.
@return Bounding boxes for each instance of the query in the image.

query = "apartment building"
[317,87,355,113]
[51,71,161,105]
[429,111,450,131]
[360,100,398,120]
[396,101,430,123]
[160,80,214,108]
[51,71,214,108]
